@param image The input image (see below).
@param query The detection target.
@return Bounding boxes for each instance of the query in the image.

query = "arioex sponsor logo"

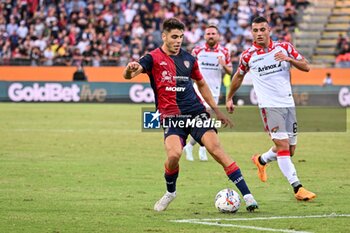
[8,83,80,102]
[201,61,219,67]
[257,63,281,72]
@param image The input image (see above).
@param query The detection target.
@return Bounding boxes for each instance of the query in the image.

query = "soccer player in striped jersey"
[123,17,258,212]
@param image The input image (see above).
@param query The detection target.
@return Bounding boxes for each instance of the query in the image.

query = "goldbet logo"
[129,84,154,103]
[8,83,80,102]
[8,83,107,102]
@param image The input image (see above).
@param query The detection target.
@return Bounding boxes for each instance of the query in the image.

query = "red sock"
[224,162,239,175]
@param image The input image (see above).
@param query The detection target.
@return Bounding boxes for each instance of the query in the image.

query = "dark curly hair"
[162,17,185,32]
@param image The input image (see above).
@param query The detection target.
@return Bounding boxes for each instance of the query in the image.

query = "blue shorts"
[163,112,217,147]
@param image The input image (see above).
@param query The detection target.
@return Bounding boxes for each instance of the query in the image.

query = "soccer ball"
[214,188,241,213]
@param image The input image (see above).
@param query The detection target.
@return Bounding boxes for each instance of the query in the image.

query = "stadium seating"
[296,0,350,67]
[2,0,340,67]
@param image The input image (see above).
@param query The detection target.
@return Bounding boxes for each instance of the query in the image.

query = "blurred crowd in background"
[0,0,303,68]
[335,33,350,67]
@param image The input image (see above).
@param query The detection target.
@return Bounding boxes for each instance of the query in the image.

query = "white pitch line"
[173,220,311,233]
[184,213,350,222]
[171,213,350,233]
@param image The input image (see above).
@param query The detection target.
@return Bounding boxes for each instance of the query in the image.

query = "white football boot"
[243,194,259,212]
[154,191,176,211]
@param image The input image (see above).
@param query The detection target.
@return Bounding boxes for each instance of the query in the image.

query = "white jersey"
[192,43,232,100]
[239,40,303,108]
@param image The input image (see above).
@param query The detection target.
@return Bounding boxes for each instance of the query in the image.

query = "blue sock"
[164,173,178,193]
[164,166,179,193]
[227,169,251,196]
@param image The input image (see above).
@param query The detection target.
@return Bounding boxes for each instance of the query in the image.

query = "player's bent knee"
[167,149,182,159]
[166,153,181,166]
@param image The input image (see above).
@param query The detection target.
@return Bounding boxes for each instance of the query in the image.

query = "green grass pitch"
[0,103,349,233]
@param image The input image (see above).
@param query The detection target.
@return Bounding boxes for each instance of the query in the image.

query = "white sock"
[261,147,277,163]
[189,137,197,146]
[277,153,300,185]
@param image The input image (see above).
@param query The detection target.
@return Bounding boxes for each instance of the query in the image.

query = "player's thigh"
[200,129,220,151]
[164,127,188,157]
[260,107,289,140]
[164,134,185,158]
[189,112,217,146]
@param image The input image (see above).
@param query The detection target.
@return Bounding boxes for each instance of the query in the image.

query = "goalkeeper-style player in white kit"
[184,25,233,161]
[226,16,316,201]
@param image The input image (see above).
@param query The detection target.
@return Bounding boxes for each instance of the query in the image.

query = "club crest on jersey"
[271,126,279,133]
[161,71,174,83]
[184,60,190,68]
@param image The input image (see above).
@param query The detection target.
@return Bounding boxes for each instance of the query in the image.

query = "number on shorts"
[293,122,298,133]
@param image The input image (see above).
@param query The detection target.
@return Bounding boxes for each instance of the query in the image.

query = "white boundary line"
[171,213,350,233]
[173,220,311,233]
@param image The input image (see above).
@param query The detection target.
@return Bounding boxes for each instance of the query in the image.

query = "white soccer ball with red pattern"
[214,188,241,213]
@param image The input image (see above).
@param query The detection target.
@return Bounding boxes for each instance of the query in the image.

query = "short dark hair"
[252,16,269,24]
[162,17,185,32]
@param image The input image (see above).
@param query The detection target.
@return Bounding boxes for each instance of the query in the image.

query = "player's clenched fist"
[123,62,143,80]
[126,62,141,72]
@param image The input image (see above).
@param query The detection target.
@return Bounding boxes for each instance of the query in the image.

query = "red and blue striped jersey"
[139,48,206,118]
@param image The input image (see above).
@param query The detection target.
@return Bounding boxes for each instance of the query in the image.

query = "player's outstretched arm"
[123,62,144,80]
[226,71,244,113]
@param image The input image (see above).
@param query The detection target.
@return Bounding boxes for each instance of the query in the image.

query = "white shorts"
[260,107,297,145]
[193,83,219,109]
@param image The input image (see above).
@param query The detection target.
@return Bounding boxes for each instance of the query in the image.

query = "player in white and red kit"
[183,25,233,161]
[226,17,316,201]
